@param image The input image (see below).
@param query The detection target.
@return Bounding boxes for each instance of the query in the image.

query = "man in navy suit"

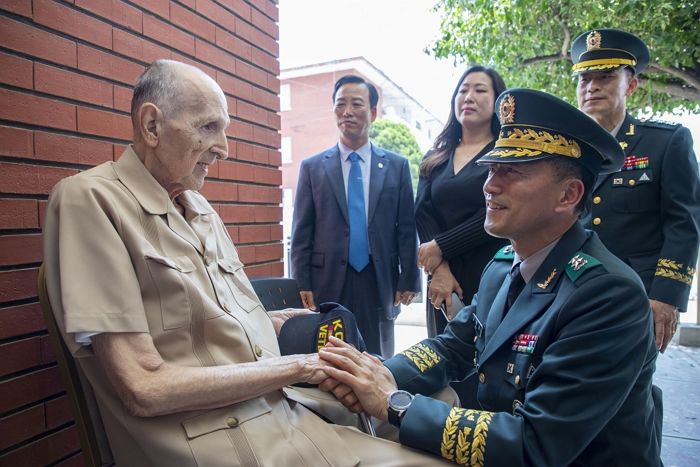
[291,75,420,359]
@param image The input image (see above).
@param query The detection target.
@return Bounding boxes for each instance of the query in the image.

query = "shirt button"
[593,196,601,205]
[479,372,486,384]
[254,345,263,357]
[515,375,521,385]
[628,179,636,186]
[226,417,239,428]
[593,217,602,226]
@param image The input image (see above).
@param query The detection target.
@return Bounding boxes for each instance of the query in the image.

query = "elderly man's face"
[155,74,230,196]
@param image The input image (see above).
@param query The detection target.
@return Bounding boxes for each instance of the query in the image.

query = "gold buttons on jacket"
[226,417,239,428]
[254,345,263,357]
[628,179,636,186]
[593,217,602,225]
[479,372,486,384]
[593,196,601,205]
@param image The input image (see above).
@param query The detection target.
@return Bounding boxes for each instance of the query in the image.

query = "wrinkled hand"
[394,290,417,306]
[295,353,333,386]
[428,262,463,315]
[650,299,679,353]
[319,336,397,420]
[299,290,316,310]
[268,308,316,336]
[418,240,443,273]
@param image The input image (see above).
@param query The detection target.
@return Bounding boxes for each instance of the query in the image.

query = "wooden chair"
[249,277,303,311]
[37,264,114,466]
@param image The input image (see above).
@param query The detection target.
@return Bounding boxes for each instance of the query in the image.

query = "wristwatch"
[387,390,414,428]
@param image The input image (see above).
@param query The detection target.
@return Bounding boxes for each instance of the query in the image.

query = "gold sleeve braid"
[440,408,493,466]
[655,258,694,286]
[399,343,441,372]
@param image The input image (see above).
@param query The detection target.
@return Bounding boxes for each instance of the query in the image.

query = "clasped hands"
[310,336,397,421]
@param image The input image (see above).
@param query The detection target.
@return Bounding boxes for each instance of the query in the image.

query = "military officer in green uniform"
[572,28,700,353]
[319,89,661,466]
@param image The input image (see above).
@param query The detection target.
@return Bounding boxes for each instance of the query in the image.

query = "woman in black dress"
[415,66,508,337]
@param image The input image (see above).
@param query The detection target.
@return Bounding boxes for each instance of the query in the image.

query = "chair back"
[37,264,114,466]
[249,277,303,311]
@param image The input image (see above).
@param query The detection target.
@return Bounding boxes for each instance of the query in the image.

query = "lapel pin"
[537,268,557,289]
[377,162,384,169]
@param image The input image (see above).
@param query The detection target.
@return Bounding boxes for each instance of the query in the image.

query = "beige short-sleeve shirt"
[43,147,363,466]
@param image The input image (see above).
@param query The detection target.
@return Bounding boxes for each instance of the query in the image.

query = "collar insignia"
[568,255,588,271]
[537,268,557,289]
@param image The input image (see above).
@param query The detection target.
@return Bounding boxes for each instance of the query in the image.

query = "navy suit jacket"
[291,144,420,319]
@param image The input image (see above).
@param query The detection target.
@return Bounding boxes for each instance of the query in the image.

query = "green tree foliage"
[429,0,699,114]
[370,118,424,191]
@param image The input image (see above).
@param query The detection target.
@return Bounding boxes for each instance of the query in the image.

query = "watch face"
[390,390,413,410]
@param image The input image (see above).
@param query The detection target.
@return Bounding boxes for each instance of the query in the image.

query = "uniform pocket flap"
[217,257,244,274]
[144,253,196,273]
[181,398,272,439]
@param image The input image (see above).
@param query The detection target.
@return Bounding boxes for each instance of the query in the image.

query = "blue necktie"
[347,152,369,272]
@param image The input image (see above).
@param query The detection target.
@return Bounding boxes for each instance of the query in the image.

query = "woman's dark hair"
[420,66,506,177]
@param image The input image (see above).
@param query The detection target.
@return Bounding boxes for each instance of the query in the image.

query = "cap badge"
[499,93,516,124]
[586,30,602,51]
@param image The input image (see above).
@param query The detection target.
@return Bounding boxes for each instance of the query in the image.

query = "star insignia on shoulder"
[568,255,588,271]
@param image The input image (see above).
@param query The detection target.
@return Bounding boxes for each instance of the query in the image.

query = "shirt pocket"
[144,253,196,330]
[217,258,262,313]
[181,398,274,467]
[610,169,656,213]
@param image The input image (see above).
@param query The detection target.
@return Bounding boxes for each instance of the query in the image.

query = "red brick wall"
[0,1,281,464]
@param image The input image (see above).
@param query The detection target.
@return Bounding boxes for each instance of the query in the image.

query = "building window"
[280,84,291,111]
[281,136,292,164]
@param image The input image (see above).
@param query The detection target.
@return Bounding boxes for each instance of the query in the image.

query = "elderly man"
[572,28,700,352]
[320,89,662,466]
[43,60,448,466]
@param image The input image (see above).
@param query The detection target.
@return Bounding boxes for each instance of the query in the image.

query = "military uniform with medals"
[587,113,700,309]
[572,28,700,311]
[380,90,661,466]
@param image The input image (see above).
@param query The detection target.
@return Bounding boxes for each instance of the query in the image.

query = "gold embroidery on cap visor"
[586,30,602,50]
[572,57,636,72]
[499,94,515,124]
[491,127,582,158]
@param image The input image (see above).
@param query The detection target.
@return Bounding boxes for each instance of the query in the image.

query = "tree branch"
[639,77,700,102]
[522,54,569,66]
[553,14,571,58]
[647,64,700,91]
[521,14,570,67]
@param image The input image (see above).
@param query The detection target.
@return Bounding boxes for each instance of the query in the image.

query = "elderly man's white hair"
[130,59,221,126]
